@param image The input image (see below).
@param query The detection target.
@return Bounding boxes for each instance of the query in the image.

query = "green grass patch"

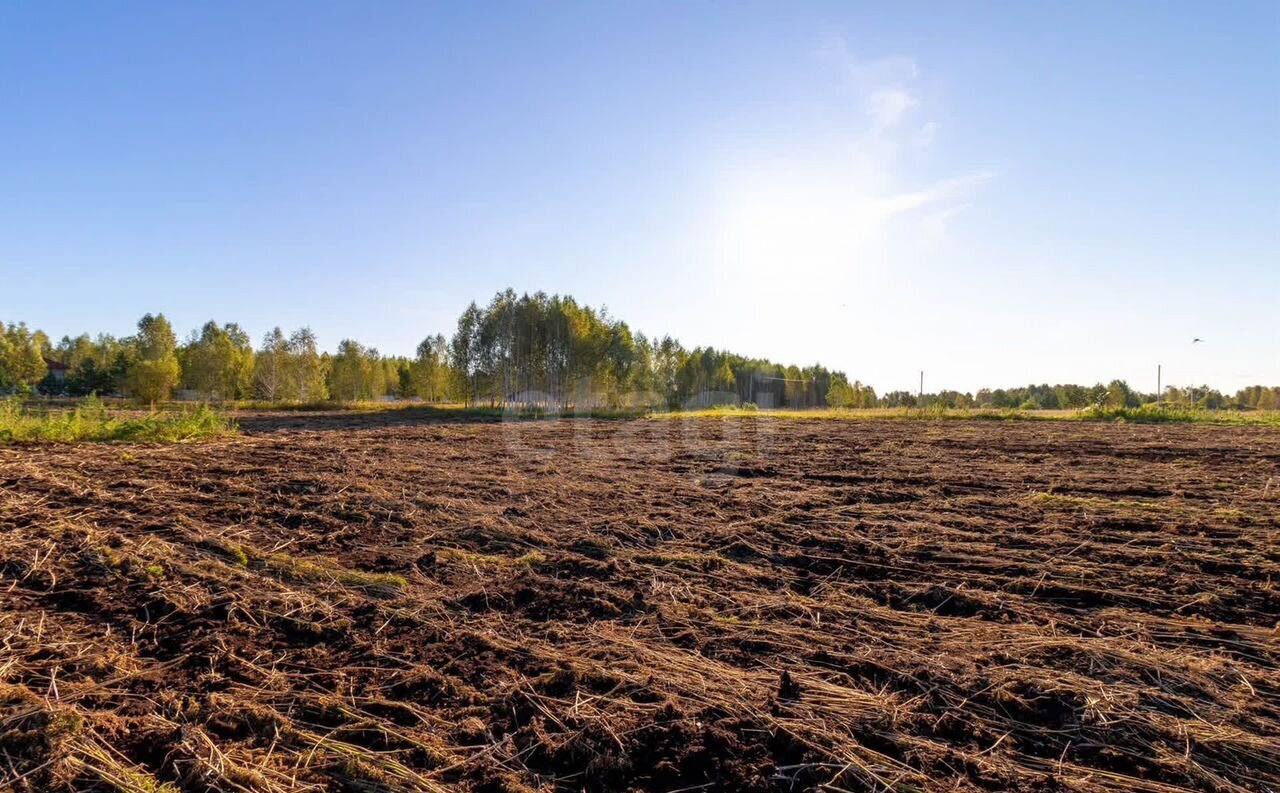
[258,551,407,596]
[1077,406,1280,425]
[435,547,549,568]
[1027,492,1169,512]
[515,550,548,567]
[333,568,409,591]
[0,396,235,444]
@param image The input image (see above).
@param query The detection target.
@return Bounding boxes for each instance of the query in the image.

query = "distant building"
[42,356,69,385]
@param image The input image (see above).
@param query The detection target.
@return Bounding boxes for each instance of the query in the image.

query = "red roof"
[42,356,69,371]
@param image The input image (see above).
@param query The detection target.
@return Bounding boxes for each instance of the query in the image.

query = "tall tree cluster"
[253,327,328,401]
[0,322,48,391]
[123,314,181,407]
[1231,385,1280,410]
[441,290,849,409]
[411,334,451,403]
[180,321,253,401]
[7,290,1277,411]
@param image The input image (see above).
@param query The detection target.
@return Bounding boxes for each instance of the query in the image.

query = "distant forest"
[3,289,1277,410]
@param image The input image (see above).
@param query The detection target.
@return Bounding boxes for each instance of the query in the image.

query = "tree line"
[2,290,1277,411]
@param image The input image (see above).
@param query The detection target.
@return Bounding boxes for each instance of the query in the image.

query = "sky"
[2,1,1277,394]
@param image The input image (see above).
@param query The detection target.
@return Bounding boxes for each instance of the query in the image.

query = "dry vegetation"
[1,411,1277,792]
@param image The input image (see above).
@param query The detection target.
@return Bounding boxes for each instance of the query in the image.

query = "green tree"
[713,359,735,394]
[1105,379,1137,409]
[451,303,482,406]
[183,321,253,401]
[254,327,291,401]
[125,313,179,406]
[0,332,11,390]
[53,334,126,396]
[411,334,450,402]
[288,327,327,401]
[826,374,854,408]
[329,339,381,401]
[0,322,48,390]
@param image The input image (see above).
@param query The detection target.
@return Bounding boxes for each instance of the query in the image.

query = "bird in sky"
[1192,338,1205,344]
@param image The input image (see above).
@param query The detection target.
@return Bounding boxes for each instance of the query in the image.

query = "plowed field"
[2,413,1277,792]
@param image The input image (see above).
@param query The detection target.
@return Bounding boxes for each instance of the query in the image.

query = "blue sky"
[3,1,1276,393]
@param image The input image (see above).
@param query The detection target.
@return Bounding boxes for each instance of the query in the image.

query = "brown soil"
[2,413,1278,792]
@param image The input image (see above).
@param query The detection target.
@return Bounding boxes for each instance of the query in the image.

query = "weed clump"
[0,396,235,444]
[515,550,547,567]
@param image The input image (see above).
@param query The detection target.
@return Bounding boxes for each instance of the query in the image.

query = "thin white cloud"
[817,35,992,231]
[819,34,917,87]
[867,88,917,129]
[912,121,938,148]
[877,171,993,217]
[818,35,922,130]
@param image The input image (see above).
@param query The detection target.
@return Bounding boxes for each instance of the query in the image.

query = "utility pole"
[919,370,924,405]
[1157,364,1161,405]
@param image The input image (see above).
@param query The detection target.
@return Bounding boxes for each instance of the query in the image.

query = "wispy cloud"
[867,87,917,129]
[818,35,917,90]
[818,35,922,131]
[912,120,938,148]
[817,33,989,224]
[710,33,991,305]
[877,171,993,217]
